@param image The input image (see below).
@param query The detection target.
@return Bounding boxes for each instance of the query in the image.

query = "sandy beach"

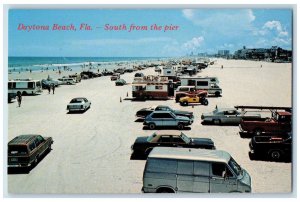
[6,58,292,194]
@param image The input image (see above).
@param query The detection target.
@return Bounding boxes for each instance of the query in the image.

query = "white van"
[58,77,76,85]
[180,76,222,96]
[142,147,251,193]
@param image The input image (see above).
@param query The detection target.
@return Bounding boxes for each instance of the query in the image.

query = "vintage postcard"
[5,6,293,196]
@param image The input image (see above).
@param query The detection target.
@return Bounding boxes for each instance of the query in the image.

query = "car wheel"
[215,91,220,97]
[177,123,184,130]
[203,99,209,106]
[213,119,221,125]
[269,150,282,161]
[149,123,156,130]
[183,101,188,106]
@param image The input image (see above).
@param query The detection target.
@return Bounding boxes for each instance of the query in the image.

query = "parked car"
[239,111,292,135]
[249,133,292,161]
[201,107,261,125]
[115,79,126,86]
[131,131,215,158]
[175,86,208,102]
[142,147,252,193]
[134,72,144,78]
[41,78,61,89]
[8,134,53,168]
[58,77,76,85]
[179,94,209,106]
[136,105,194,119]
[110,73,120,81]
[143,111,193,130]
[8,92,16,102]
[67,97,91,112]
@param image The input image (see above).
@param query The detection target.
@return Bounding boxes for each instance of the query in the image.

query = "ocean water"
[8,57,164,73]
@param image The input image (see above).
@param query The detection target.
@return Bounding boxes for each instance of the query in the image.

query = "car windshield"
[228,157,242,176]
[147,133,157,142]
[70,99,83,103]
[180,132,191,144]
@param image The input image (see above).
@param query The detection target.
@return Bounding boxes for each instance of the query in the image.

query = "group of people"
[48,84,55,94]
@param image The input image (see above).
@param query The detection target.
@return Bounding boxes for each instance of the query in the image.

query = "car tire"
[183,101,188,106]
[269,150,282,161]
[202,99,209,106]
[213,119,221,125]
[177,123,184,130]
[149,123,156,130]
[215,91,220,97]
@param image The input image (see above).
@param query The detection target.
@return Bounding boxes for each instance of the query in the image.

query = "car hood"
[133,136,148,144]
[191,138,215,147]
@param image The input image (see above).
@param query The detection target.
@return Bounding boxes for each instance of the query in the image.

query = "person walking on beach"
[52,84,55,94]
[48,85,51,94]
[16,92,22,107]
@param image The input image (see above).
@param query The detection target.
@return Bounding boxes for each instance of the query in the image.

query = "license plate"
[10,158,18,162]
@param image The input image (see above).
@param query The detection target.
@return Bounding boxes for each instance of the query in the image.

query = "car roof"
[215,108,236,112]
[71,97,87,100]
[151,111,172,114]
[153,130,183,136]
[8,135,40,145]
[149,147,230,163]
[156,105,170,108]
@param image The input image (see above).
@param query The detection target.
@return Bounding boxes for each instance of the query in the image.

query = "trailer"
[132,76,174,99]
[180,76,222,96]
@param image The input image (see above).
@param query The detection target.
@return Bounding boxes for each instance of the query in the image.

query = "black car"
[130,131,215,159]
[249,133,292,162]
[136,105,194,119]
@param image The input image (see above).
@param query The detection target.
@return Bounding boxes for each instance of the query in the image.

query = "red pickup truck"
[239,111,292,136]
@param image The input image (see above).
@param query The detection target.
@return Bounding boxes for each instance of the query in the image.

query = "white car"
[67,97,91,112]
[58,77,76,85]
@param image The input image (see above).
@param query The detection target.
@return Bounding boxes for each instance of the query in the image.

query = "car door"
[209,163,238,193]
[150,113,163,126]
[176,160,194,192]
[162,113,176,126]
[193,161,210,193]
[223,111,236,124]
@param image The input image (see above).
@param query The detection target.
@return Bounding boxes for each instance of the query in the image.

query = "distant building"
[234,46,292,62]
[218,50,230,57]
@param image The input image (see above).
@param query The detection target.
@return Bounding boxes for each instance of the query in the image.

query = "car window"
[161,113,173,118]
[37,135,44,143]
[70,99,82,103]
[194,161,210,176]
[8,145,28,155]
[173,136,185,144]
[151,113,160,118]
[212,163,226,177]
[28,142,36,151]
[147,158,177,174]
[158,136,171,143]
[177,160,193,175]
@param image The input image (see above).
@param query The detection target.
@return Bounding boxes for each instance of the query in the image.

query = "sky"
[8,9,292,57]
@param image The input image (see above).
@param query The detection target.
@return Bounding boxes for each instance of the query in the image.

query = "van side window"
[212,163,226,177]
[147,158,177,174]
[177,160,193,175]
[194,161,210,176]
